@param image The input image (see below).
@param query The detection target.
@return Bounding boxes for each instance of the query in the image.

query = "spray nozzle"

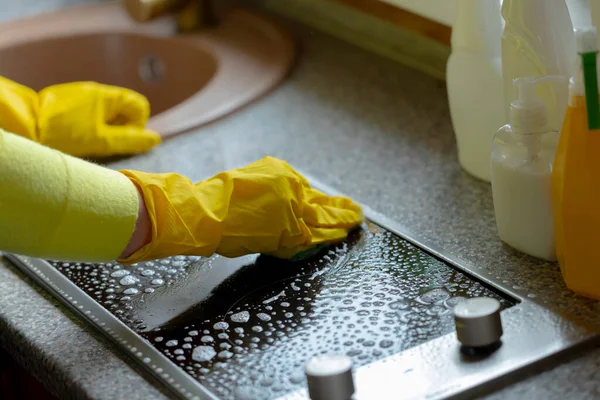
[510,76,565,134]
[573,27,600,129]
[576,27,598,54]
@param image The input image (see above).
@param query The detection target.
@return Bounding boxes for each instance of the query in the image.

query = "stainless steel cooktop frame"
[5,175,599,400]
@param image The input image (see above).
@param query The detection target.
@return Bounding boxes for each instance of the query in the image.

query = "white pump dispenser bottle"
[490,76,563,261]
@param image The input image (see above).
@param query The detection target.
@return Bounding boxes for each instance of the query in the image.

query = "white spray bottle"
[446,0,505,182]
[490,76,563,261]
[501,0,575,133]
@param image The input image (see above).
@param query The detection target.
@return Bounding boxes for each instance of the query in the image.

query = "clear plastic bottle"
[491,76,562,261]
[501,0,575,132]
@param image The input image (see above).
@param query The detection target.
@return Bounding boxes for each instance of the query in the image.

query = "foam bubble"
[218,350,233,359]
[192,346,217,362]
[230,311,250,323]
[201,336,214,343]
[257,313,271,322]
[213,322,229,330]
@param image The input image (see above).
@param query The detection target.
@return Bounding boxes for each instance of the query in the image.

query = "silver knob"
[305,354,355,400]
[453,297,503,348]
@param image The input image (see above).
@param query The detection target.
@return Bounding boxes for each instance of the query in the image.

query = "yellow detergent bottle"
[552,27,600,299]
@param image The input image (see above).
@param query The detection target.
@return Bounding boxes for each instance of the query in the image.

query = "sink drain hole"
[139,54,165,84]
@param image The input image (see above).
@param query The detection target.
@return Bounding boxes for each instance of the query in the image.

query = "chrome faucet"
[123,0,219,32]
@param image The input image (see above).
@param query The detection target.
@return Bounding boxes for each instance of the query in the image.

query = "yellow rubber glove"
[0,76,161,157]
[118,156,363,263]
[0,76,38,138]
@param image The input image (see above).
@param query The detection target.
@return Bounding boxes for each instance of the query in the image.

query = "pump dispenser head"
[510,76,565,134]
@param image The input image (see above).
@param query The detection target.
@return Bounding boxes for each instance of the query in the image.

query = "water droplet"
[151,278,165,286]
[388,299,409,310]
[234,385,263,400]
[347,349,361,357]
[189,330,199,336]
[154,337,163,342]
[123,288,139,295]
[252,326,263,333]
[444,296,467,308]
[144,288,155,294]
[426,305,448,316]
[260,378,274,387]
[231,311,250,323]
[141,269,156,277]
[165,340,178,347]
[110,270,130,278]
[379,340,394,348]
[120,275,138,286]
[235,327,244,334]
[417,288,450,304]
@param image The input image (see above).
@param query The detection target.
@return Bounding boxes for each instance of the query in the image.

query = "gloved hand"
[0,76,161,158]
[118,156,364,263]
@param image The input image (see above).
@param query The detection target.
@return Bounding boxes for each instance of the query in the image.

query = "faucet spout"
[123,0,220,32]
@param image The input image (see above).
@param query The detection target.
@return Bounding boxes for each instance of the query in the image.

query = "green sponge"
[289,244,330,261]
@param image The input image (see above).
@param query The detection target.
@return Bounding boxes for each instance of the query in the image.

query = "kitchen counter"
[1,1,600,399]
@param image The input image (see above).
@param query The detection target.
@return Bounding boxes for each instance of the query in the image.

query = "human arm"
[0,128,362,263]
[0,128,149,262]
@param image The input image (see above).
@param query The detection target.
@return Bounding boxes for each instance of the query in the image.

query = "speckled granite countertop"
[2,1,600,399]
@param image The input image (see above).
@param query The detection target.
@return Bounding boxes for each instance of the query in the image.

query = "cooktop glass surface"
[48,222,514,399]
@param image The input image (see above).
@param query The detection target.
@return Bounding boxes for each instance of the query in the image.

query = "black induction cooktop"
[43,221,514,399]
